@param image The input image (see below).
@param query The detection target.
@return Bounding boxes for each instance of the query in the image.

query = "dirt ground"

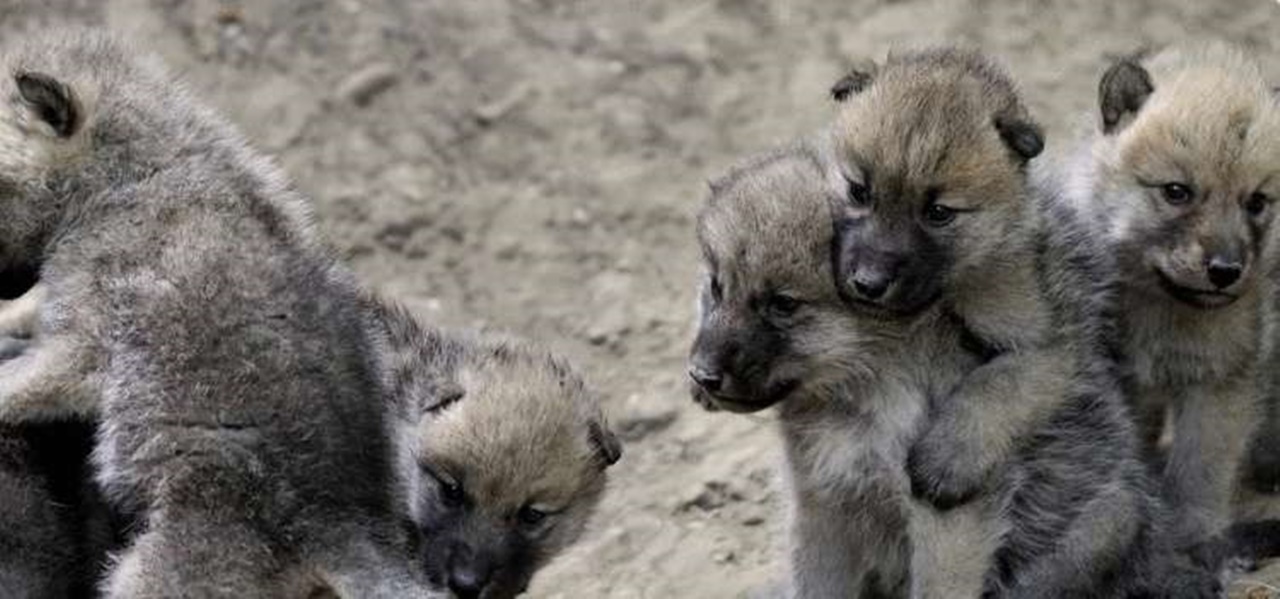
[4,0,1280,597]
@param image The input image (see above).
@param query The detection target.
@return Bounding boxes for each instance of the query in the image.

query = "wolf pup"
[0,31,441,597]
[368,300,621,599]
[690,140,984,597]
[1064,42,1280,543]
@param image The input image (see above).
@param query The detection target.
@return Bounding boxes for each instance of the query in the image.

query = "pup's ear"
[1098,59,1153,134]
[830,61,878,102]
[588,420,622,470]
[994,115,1045,162]
[15,71,82,138]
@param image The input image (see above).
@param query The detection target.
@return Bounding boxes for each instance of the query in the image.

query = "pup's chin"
[691,379,799,414]
[1153,269,1240,309]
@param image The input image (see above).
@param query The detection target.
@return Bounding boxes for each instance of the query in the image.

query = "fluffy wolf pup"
[690,48,1278,598]
[1063,42,1280,542]
[0,31,442,597]
[367,300,621,599]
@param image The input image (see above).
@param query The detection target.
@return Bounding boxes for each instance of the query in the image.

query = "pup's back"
[0,31,432,597]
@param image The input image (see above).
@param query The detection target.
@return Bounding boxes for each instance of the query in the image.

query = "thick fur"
[367,299,620,599]
[0,32,440,597]
[823,50,1194,598]
[826,49,1066,512]
[1064,43,1280,540]
[690,138,1215,598]
[688,48,1241,598]
[690,141,985,598]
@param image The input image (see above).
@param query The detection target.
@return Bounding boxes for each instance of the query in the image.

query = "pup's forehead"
[697,150,834,290]
[1119,65,1280,187]
[834,72,1011,191]
[416,353,606,509]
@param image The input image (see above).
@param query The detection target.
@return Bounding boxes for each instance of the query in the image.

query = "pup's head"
[826,48,1043,316]
[0,32,105,298]
[1088,43,1280,309]
[378,313,620,599]
[689,144,900,414]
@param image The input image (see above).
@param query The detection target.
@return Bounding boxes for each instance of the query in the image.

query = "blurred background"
[5,1,1278,596]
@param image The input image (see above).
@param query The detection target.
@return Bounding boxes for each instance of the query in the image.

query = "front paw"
[906,434,986,510]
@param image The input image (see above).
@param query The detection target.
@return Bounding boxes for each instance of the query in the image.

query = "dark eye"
[922,203,956,226]
[427,469,465,507]
[709,275,723,302]
[517,505,547,526]
[1161,183,1193,205]
[1246,192,1270,217]
[764,293,800,319]
[847,178,871,207]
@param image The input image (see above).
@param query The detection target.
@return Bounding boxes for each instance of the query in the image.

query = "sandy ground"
[3,0,1280,597]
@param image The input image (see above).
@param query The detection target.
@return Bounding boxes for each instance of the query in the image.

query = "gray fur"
[689,48,1235,599]
[689,140,981,598]
[0,31,441,597]
[1064,43,1280,544]
[827,48,1241,598]
[366,298,620,599]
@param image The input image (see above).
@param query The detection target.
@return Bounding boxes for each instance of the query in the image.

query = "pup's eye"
[517,505,548,526]
[709,274,723,302]
[425,468,465,507]
[1246,192,1270,217]
[922,203,956,227]
[764,293,801,319]
[1161,183,1193,205]
[847,178,871,207]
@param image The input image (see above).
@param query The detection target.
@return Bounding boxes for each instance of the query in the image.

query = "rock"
[338,63,400,107]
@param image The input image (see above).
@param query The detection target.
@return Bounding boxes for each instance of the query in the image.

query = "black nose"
[448,566,490,599]
[852,272,892,300]
[689,365,723,392]
[1206,257,1243,289]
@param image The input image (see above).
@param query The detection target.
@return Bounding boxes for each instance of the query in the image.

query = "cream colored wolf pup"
[1065,42,1280,545]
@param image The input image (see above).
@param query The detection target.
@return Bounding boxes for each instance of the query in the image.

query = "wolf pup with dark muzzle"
[689,139,985,597]
[369,300,621,599]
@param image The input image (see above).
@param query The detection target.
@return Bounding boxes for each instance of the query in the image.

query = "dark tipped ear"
[15,71,81,138]
[1098,59,1153,134]
[830,63,877,102]
[994,116,1044,162]
[588,421,622,470]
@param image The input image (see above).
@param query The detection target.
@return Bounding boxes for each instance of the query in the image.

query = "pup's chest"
[1122,299,1258,387]
[784,381,925,501]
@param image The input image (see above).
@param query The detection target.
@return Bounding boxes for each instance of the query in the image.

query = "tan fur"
[1067,41,1280,543]
[411,335,611,521]
[374,311,620,598]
